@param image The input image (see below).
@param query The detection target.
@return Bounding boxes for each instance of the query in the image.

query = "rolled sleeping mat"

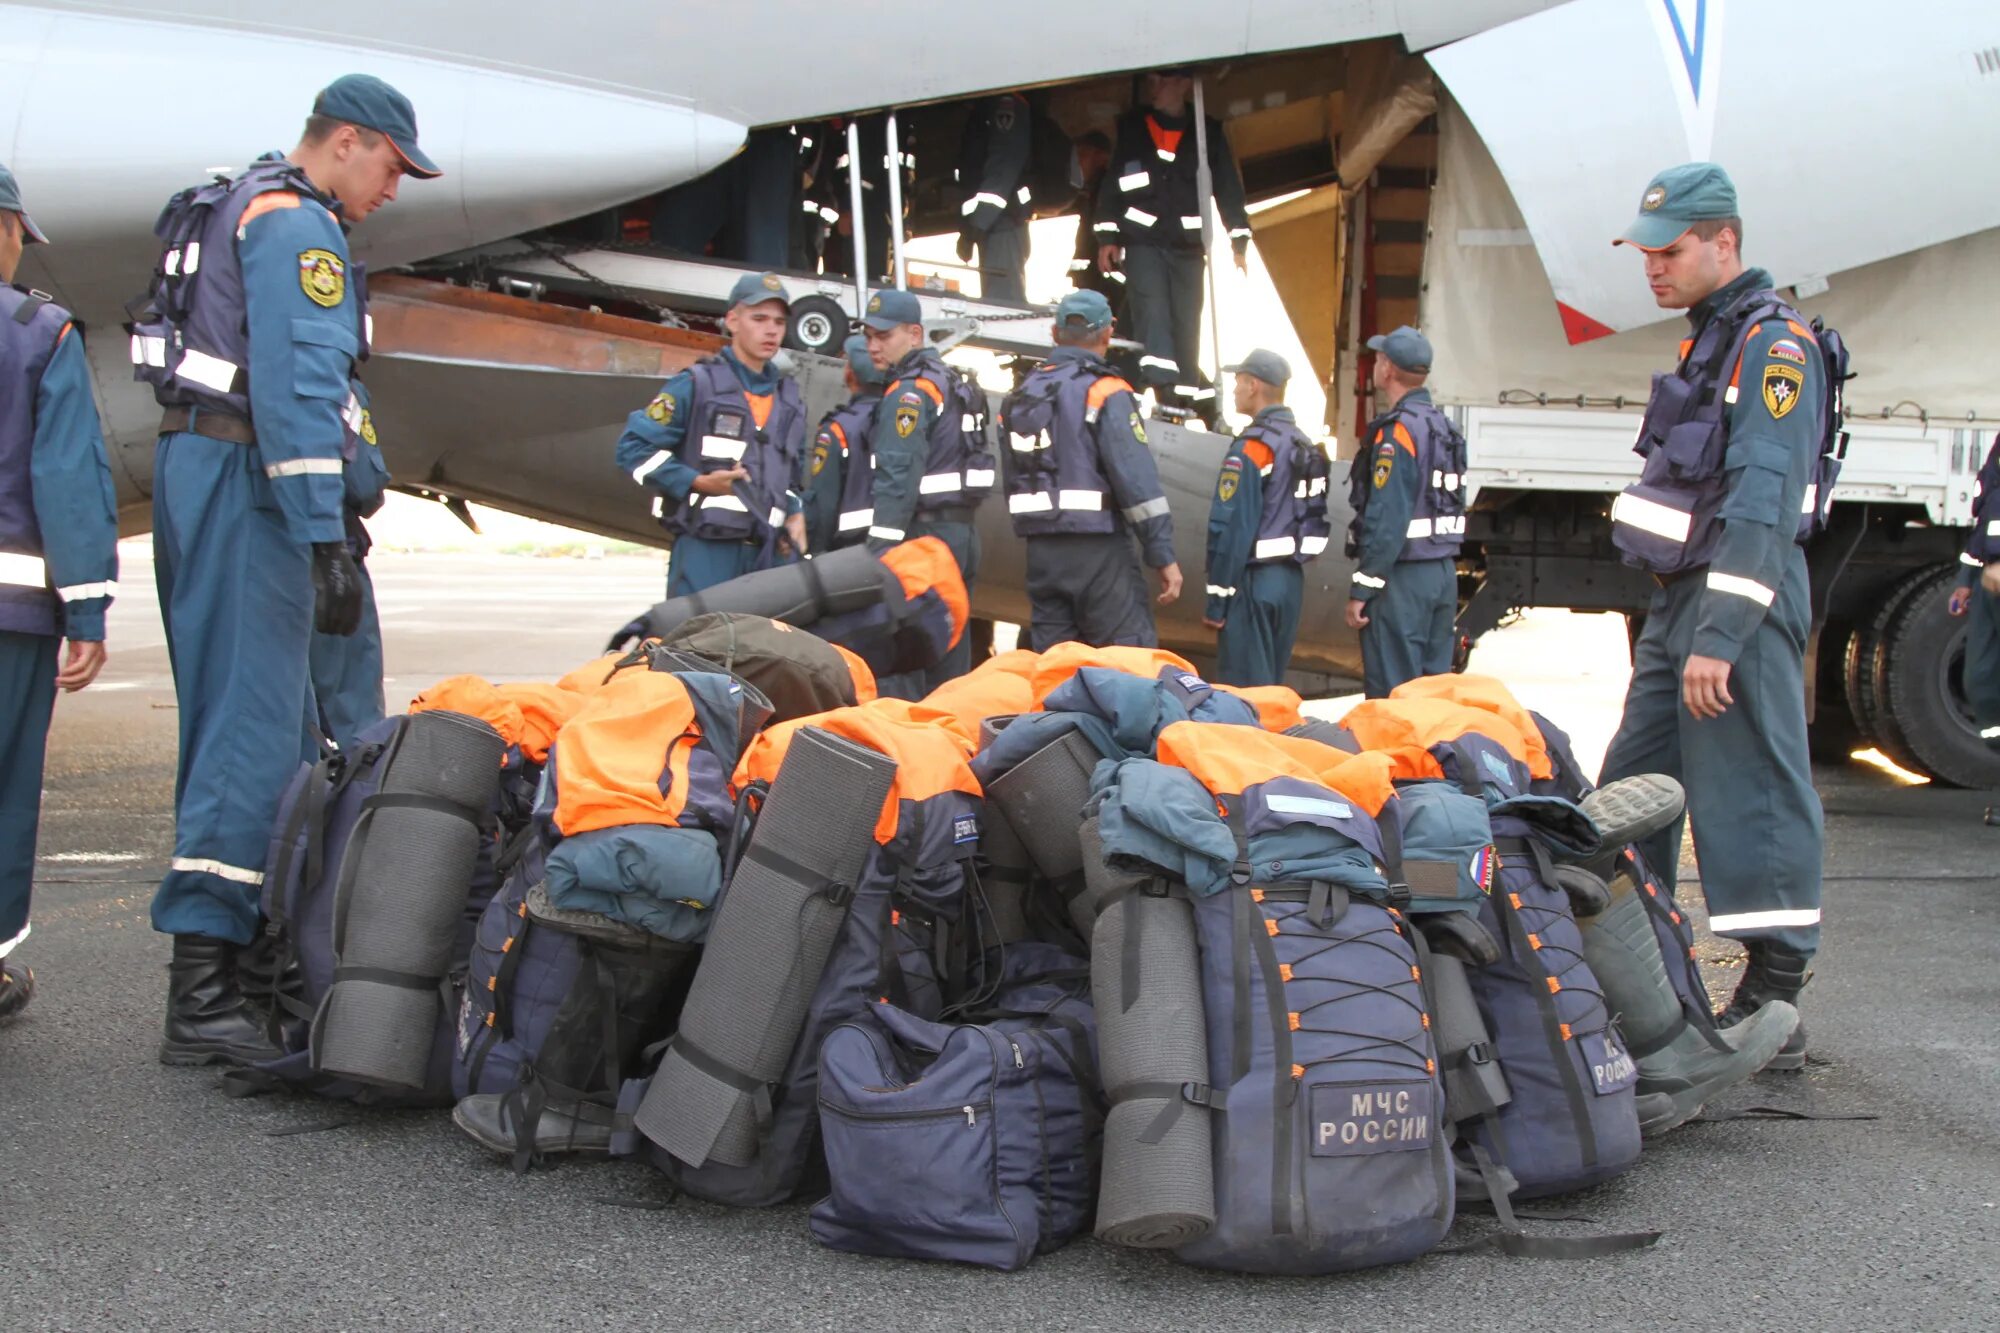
[1074,816,1149,941]
[978,803,1035,947]
[316,709,506,1088]
[986,729,1099,881]
[640,544,892,641]
[1092,888,1215,1249]
[633,726,898,1169]
[1283,719,1362,753]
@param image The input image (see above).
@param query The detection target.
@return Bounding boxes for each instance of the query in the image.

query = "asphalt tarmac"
[4,552,1996,1331]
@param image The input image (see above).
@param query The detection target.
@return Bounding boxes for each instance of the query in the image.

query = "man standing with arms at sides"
[618,272,808,596]
[954,93,1033,303]
[1600,163,1826,1070]
[1094,68,1252,422]
[138,76,437,1065]
[856,289,993,687]
[1344,326,1467,697]
[0,164,118,1026]
[804,334,885,557]
[1201,349,1329,686]
[999,290,1181,649]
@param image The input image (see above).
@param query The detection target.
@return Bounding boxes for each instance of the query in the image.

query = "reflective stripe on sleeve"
[1139,355,1178,373]
[0,920,26,960]
[171,856,265,886]
[1255,535,1297,559]
[1207,584,1236,598]
[1705,571,1776,606]
[961,192,1009,215]
[868,525,906,542]
[838,508,874,532]
[1610,491,1692,543]
[1227,228,1252,241]
[1708,908,1820,932]
[0,552,48,587]
[1352,571,1387,589]
[1093,221,1120,235]
[1962,552,1985,568]
[265,458,343,478]
[1987,519,2000,537]
[1123,496,1170,522]
[1982,726,2000,740]
[631,450,672,484]
[57,581,117,602]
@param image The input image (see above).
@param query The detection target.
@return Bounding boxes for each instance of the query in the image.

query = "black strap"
[1104,1079,1227,1145]
[670,1033,775,1137]
[739,838,853,906]
[1439,1143,1662,1259]
[360,790,486,824]
[331,964,440,991]
[11,291,48,324]
[1690,1105,1877,1124]
[1244,885,1297,1240]
[1489,869,1601,1174]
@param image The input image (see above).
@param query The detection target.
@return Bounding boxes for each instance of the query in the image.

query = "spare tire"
[784,294,850,355]
[1878,566,2000,788]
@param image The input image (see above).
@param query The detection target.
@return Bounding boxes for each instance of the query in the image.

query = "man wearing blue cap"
[999,289,1182,648]
[804,334,886,557]
[1201,349,1329,685]
[1599,162,1829,1070]
[617,272,808,597]
[0,164,119,1027]
[1343,325,1469,697]
[136,74,438,1067]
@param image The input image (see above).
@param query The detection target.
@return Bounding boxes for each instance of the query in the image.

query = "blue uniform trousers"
[667,534,771,599]
[1963,588,2000,748]
[1025,533,1157,651]
[913,516,979,692]
[309,558,385,750]
[1359,556,1456,698]
[1215,561,1303,687]
[0,632,58,956]
[1598,551,1823,959]
[150,432,315,945]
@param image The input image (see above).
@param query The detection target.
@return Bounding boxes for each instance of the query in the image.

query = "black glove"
[310,541,364,637]
[606,618,648,653]
[956,231,977,264]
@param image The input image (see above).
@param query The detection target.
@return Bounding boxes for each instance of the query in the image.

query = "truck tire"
[784,295,849,355]
[1866,567,1952,776]
[1877,566,2000,788]
[1808,620,1865,762]
[1843,572,1931,752]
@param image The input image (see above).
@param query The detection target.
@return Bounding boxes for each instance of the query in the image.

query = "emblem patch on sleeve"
[297,249,346,308]
[1761,363,1805,419]
[1131,411,1148,444]
[895,404,919,438]
[1217,470,1239,502]
[1768,338,1807,365]
[811,442,828,476]
[1372,449,1393,489]
[359,410,377,447]
[644,392,675,425]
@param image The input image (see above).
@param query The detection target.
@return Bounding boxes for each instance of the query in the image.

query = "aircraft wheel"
[785,295,850,355]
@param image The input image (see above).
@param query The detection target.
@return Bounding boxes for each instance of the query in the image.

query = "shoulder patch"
[811,441,829,476]
[1373,454,1393,489]
[894,403,920,438]
[1761,363,1804,419]
[644,391,675,425]
[1130,410,1148,445]
[1217,468,1239,503]
[1221,455,1244,470]
[899,390,924,406]
[298,248,346,308]
[1768,338,1807,366]
[359,409,377,447]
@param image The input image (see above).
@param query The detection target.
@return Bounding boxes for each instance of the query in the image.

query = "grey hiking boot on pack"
[1575,774,1686,879]
[1577,871,1797,1136]
[1717,941,1811,1072]
[452,1092,614,1160]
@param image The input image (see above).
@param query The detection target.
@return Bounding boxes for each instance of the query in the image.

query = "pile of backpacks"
[235,609,1742,1274]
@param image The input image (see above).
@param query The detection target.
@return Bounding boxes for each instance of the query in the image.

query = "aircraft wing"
[1428,0,2000,341]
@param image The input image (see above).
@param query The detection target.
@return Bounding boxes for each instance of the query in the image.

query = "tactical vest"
[664,355,804,543]
[820,395,879,546]
[1239,413,1332,567]
[1961,435,2000,568]
[1346,399,1467,564]
[1108,110,1216,252]
[128,156,370,426]
[0,286,72,636]
[953,98,1034,227]
[872,350,996,520]
[999,354,1130,538]
[1610,286,1834,574]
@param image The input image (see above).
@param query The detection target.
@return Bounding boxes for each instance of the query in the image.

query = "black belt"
[919,505,976,525]
[160,406,257,446]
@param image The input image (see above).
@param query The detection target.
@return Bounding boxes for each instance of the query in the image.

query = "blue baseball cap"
[1366,325,1432,373]
[1615,162,1739,251]
[1222,348,1291,387]
[861,288,923,330]
[0,162,47,244]
[313,74,441,179]
[728,271,790,310]
[843,333,886,385]
[1054,288,1114,333]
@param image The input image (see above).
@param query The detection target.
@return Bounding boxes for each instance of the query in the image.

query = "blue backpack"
[810,946,1101,1270]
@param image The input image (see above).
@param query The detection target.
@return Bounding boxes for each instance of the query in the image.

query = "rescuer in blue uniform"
[139,75,438,1066]
[999,289,1182,648]
[0,165,119,1026]
[1598,163,1828,1070]
[855,288,994,687]
[616,271,808,596]
[308,379,390,749]
[1345,326,1467,697]
[1201,348,1330,686]
[1949,434,2000,755]
[802,334,884,557]
[955,93,1033,303]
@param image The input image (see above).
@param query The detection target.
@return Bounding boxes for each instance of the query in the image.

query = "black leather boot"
[160,934,285,1067]
[0,959,34,1026]
[1716,941,1811,1072]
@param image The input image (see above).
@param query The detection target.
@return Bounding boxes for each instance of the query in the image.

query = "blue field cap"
[1222,347,1291,387]
[728,271,791,309]
[861,288,923,330]
[314,74,441,179]
[0,162,47,244]
[1366,325,1432,373]
[1614,162,1738,250]
[843,333,886,385]
[1054,288,1114,332]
